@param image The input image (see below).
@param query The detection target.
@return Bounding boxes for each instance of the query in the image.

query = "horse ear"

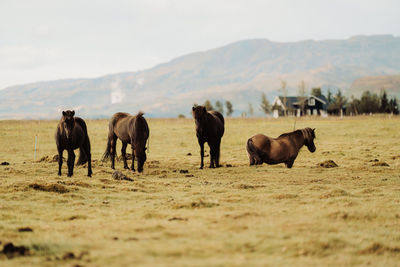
[192,106,195,111]
[312,128,316,132]
[72,110,75,116]
[202,106,207,112]
[62,111,66,116]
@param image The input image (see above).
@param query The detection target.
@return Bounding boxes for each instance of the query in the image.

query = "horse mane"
[278,130,301,138]
[300,127,313,142]
[134,112,148,145]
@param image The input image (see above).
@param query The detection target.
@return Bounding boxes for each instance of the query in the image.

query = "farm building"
[272,95,328,118]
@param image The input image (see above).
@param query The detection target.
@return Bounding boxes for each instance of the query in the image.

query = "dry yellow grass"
[1,116,400,266]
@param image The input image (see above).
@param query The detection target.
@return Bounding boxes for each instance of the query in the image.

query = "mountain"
[1,35,400,119]
[348,75,400,97]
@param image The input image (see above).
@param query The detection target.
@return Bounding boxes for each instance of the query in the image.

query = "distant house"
[272,95,328,118]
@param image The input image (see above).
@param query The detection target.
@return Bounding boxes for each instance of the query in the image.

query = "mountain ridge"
[1,35,400,119]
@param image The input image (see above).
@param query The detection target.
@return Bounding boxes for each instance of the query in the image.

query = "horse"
[102,112,149,173]
[192,105,225,169]
[55,110,92,177]
[246,127,316,168]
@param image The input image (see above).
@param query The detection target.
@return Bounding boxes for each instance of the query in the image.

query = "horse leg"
[285,159,294,168]
[67,149,75,177]
[110,135,117,169]
[57,148,63,176]
[130,140,136,172]
[215,140,222,168]
[209,142,216,168]
[82,141,92,177]
[198,140,204,169]
[121,142,128,169]
[249,155,255,166]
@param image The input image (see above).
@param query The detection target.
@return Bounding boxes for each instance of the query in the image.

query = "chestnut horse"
[246,127,316,168]
[192,106,224,169]
[55,110,92,177]
[102,112,149,173]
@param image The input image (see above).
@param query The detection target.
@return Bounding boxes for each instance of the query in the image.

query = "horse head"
[192,105,207,126]
[135,145,147,173]
[303,127,316,153]
[61,110,75,139]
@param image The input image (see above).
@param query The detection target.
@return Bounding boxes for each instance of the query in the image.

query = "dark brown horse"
[246,127,316,168]
[102,112,149,173]
[55,110,92,177]
[192,105,224,169]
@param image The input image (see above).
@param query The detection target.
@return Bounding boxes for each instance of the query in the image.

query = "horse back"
[74,117,88,136]
[208,111,224,138]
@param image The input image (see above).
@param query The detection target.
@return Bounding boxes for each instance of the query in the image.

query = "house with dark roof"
[272,95,328,117]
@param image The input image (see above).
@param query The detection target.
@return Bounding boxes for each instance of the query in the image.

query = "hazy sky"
[1,0,399,89]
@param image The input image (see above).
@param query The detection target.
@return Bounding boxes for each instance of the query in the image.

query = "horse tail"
[102,120,114,162]
[246,137,263,164]
[75,117,89,165]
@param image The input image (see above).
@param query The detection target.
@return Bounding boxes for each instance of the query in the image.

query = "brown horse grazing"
[102,112,149,173]
[192,105,225,169]
[246,127,316,168]
[55,110,92,177]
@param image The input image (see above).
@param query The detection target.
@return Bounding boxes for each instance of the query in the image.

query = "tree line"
[196,100,234,116]
[325,88,399,115]
[181,87,398,118]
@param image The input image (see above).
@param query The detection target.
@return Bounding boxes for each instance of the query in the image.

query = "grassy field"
[0,116,400,266]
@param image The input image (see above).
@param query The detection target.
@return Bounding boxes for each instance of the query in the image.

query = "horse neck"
[195,114,208,132]
[299,129,310,149]
[133,116,147,146]
[293,130,306,150]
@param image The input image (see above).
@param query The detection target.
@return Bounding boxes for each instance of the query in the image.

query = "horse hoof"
[199,166,203,169]
[124,166,129,169]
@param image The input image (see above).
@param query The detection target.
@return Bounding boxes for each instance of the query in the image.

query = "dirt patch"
[328,211,377,221]
[318,160,338,168]
[358,242,400,255]
[295,239,347,257]
[61,251,89,260]
[168,217,188,221]
[65,215,88,221]
[112,171,134,182]
[1,161,10,165]
[39,155,65,163]
[372,161,389,167]
[18,227,33,232]
[174,199,219,209]
[273,193,298,199]
[58,181,91,188]
[29,183,69,194]
[236,184,255,189]
[1,242,30,258]
[320,189,351,199]
[391,155,400,160]
[225,212,260,219]
[186,153,192,156]
[179,169,189,174]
